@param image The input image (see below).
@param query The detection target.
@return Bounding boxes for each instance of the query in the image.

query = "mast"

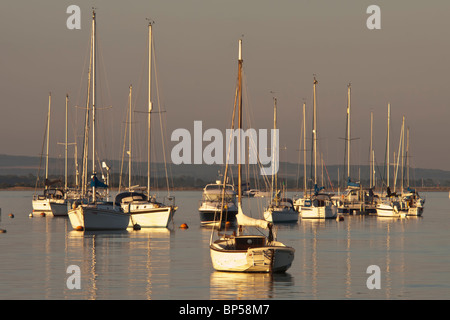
[128,85,132,190]
[91,10,97,202]
[313,77,318,185]
[238,39,243,205]
[303,102,307,192]
[406,127,410,187]
[370,111,373,188]
[45,92,51,189]
[272,97,277,198]
[387,103,390,189]
[347,83,351,179]
[147,21,153,201]
[65,94,68,192]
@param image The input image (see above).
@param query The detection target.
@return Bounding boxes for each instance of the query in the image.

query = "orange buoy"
[75,226,84,231]
[8,213,14,218]
[180,223,189,229]
[40,212,46,217]
[0,229,6,233]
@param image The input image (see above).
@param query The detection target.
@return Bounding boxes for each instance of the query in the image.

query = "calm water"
[1,190,449,300]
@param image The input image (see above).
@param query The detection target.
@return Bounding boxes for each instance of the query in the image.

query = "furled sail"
[236,203,269,229]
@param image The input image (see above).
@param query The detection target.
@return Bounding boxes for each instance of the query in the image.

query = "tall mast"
[65,94,68,191]
[147,21,153,201]
[238,39,243,205]
[128,85,132,190]
[272,97,277,197]
[303,102,307,192]
[387,103,390,188]
[347,83,351,179]
[91,10,97,202]
[45,92,51,189]
[406,127,410,187]
[313,77,318,185]
[370,111,373,188]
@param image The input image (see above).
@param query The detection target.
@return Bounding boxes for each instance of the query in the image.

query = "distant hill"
[0,154,449,188]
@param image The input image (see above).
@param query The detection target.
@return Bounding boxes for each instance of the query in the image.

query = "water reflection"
[210,271,293,299]
[65,228,171,299]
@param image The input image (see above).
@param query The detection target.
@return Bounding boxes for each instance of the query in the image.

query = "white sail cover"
[236,203,269,229]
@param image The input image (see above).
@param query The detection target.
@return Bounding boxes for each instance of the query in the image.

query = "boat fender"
[72,202,78,209]
[393,206,398,213]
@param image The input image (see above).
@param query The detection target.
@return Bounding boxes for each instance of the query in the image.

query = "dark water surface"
[1,190,449,300]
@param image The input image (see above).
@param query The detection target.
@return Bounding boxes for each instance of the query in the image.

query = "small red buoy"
[0,229,6,234]
[8,213,14,218]
[40,212,46,217]
[336,216,344,221]
[75,226,84,231]
[180,223,188,229]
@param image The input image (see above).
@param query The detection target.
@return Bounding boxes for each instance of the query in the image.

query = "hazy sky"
[1,0,449,172]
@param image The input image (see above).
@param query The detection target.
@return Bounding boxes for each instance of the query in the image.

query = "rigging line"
[153,38,171,196]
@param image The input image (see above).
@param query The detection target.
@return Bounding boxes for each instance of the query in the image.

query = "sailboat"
[209,39,295,273]
[68,10,129,231]
[376,104,407,218]
[263,97,298,223]
[300,77,336,219]
[32,93,68,217]
[114,22,177,229]
[337,84,376,215]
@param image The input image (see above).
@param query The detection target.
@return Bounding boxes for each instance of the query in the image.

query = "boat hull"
[407,206,423,216]
[301,205,336,219]
[198,209,238,226]
[68,203,129,230]
[376,203,406,218]
[32,198,68,216]
[124,203,176,228]
[264,208,298,223]
[210,240,295,273]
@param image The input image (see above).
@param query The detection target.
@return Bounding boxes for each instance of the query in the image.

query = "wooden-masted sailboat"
[209,39,295,273]
[114,21,177,228]
[68,10,129,231]
[32,93,68,217]
[263,97,298,223]
[299,77,336,219]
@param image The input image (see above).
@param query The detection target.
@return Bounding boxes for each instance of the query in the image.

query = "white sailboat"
[114,22,177,228]
[209,39,295,273]
[32,93,68,217]
[376,104,407,218]
[300,77,336,219]
[68,10,129,231]
[293,102,307,213]
[263,97,298,223]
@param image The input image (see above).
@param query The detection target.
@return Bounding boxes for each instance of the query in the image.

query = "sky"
[1,0,450,172]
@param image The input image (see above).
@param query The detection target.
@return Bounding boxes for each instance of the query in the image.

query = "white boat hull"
[123,202,176,228]
[68,203,129,231]
[210,239,295,273]
[407,206,423,216]
[376,203,406,218]
[264,208,298,223]
[301,205,336,219]
[32,198,68,216]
